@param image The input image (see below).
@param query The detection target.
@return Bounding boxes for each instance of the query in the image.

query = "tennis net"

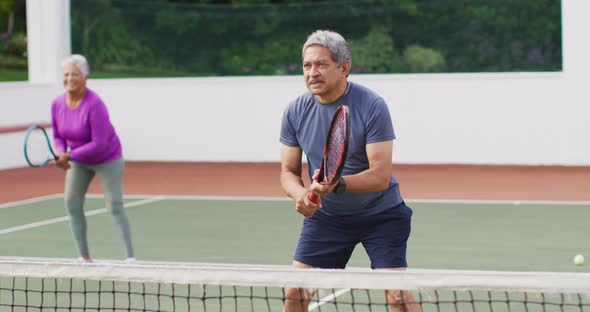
[1,257,589,311]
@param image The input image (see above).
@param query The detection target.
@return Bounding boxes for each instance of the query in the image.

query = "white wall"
[561,0,590,166]
[1,1,588,169]
[0,82,61,125]
[98,73,570,166]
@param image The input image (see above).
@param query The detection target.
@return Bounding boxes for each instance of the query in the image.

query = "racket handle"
[308,191,319,204]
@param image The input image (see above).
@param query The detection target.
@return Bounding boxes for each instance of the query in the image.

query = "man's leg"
[363,204,420,311]
[283,261,316,312]
[285,212,355,311]
[380,268,422,312]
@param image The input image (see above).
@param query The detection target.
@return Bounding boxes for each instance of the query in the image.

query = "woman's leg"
[64,162,95,258]
[95,157,134,258]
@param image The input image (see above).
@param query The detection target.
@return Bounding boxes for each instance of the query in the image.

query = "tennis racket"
[308,105,351,204]
[23,125,58,167]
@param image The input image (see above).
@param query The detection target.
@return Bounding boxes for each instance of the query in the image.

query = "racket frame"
[23,125,58,168]
[308,105,351,203]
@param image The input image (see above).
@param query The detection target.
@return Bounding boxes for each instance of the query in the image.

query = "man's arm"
[344,140,393,193]
[280,144,320,216]
[280,144,305,198]
[308,140,393,198]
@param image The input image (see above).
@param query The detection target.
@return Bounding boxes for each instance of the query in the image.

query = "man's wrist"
[333,176,347,193]
[294,187,308,200]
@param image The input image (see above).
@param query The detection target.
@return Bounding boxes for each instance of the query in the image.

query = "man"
[279,30,421,312]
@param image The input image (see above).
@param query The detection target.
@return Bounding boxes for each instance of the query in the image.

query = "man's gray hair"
[61,54,90,76]
[302,30,351,66]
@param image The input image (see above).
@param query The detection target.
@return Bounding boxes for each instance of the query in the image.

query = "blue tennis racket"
[23,125,58,167]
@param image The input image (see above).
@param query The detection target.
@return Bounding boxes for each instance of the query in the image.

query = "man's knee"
[283,287,313,312]
[385,289,421,312]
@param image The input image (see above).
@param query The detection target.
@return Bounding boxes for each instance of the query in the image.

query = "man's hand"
[295,188,321,217]
[308,169,338,201]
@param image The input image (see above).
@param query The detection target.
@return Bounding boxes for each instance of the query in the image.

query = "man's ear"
[341,60,351,76]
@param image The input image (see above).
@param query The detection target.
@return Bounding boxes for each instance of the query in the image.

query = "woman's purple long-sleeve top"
[51,88,122,165]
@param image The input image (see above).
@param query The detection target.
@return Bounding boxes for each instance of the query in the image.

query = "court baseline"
[0,196,164,235]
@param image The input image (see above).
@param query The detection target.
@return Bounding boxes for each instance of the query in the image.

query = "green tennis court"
[1,195,589,311]
[1,195,588,273]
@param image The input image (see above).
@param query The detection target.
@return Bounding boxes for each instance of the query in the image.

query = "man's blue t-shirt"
[280,81,404,216]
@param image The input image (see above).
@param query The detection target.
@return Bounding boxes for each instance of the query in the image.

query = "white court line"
[0,197,164,235]
[0,193,63,209]
[309,288,351,310]
[85,193,291,202]
[408,198,590,205]
[83,194,590,205]
[3,194,589,210]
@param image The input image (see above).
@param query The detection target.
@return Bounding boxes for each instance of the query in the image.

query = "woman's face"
[62,63,87,94]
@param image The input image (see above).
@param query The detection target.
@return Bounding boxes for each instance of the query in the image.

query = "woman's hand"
[54,152,71,170]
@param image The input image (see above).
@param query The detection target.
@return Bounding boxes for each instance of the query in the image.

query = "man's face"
[302,45,348,102]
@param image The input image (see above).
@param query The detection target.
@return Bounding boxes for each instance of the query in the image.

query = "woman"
[51,54,135,264]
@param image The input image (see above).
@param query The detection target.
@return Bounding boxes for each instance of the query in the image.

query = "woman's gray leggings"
[64,157,134,258]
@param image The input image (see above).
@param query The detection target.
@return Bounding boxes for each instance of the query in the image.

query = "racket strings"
[24,128,53,166]
[325,112,347,181]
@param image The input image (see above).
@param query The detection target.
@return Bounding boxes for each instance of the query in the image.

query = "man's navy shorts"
[293,201,413,269]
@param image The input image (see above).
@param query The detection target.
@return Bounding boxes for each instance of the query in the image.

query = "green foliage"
[220,35,300,75]
[0,52,26,68]
[403,45,446,73]
[349,26,404,73]
[0,67,27,81]
[6,31,26,56]
[1,0,562,80]
[0,0,14,13]
[71,0,159,73]
[1,0,27,81]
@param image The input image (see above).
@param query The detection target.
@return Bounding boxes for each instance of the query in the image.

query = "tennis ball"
[574,254,585,266]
